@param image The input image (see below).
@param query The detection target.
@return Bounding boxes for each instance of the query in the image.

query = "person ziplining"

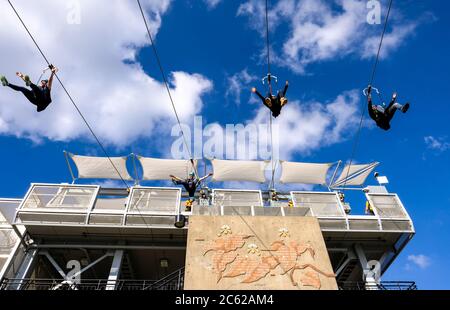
[252,79,289,118]
[365,85,410,131]
[1,64,58,112]
[250,0,290,119]
[170,171,213,211]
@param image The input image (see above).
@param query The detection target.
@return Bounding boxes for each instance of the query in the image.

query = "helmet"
[189,171,195,177]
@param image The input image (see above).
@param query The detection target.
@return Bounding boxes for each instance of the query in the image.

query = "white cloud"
[203,89,360,162]
[238,0,419,74]
[0,0,212,147]
[362,23,417,59]
[203,0,222,10]
[407,254,431,269]
[424,136,450,153]
[198,90,360,191]
[225,69,258,106]
[249,90,361,160]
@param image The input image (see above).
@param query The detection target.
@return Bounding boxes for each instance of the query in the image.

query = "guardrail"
[1,278,416,291]
[10,184,414,233]
[0,275,184,291]
[338,281,417,290]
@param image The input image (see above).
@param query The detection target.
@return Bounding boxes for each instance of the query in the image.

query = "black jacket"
[368,98,390,131]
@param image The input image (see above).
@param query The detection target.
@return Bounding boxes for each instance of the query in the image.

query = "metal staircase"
[143,266,185,290]
[119,253,135,280]
[337,259,359,282]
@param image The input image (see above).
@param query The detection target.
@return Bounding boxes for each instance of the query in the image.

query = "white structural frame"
[0,199,23,282]
[212,188,263,216]
[365,192,415,233]
[0,198,22,227]
[8,183,414,234]
[88,203,128,226]
[13,185,184,230]
[14,183,100,224]
[290,191,350,230]
[212,189,263,206]
[125,186,182,215]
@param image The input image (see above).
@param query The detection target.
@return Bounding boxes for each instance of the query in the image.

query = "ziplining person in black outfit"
[366,85,410,131]
[252,80,289,118]
[1,65,58,112]
[170,171,213,211]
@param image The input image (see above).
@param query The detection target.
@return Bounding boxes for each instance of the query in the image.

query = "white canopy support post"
[279,161,333,185]
[64,151,76,184]
[131,153,140,186]
[137,156,198,181]
[68,153,133,181]
[210,159,269,183]
[200,158,210,189]
[328,160,342,190]
[331,162,380,189]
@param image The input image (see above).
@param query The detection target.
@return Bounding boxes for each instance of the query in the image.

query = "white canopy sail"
[69,154,133,180]
[138,156,198,181]
[279,161,333,185]
[331,162,379,187]
[210,159,268,183]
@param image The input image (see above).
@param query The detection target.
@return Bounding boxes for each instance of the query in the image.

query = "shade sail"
[279,161,332,185]
[69,154,133,180]
[331,162,379,187]
[138,157,198,181]
[210,159,268,183]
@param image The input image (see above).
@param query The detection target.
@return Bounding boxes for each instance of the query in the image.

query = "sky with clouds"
[0,0,449,289]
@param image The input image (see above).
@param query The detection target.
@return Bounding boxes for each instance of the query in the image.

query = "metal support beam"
[40,250,67,279]
[106,250,124,290]
[29,244,186,251]
[354,244,379,290]
[38,250,114,290]
[71,251,114,279]
[12,225,28,250]
[335,250,356,277]
[8,249,38,290]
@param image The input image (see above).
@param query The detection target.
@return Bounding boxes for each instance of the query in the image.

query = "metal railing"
[338,281,417,290]
[2,278,416,291]
[11,184,414,234]
[143,267,185,290]
[0,275,185,291]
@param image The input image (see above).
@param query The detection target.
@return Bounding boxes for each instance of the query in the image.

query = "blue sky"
[0,0,449,289]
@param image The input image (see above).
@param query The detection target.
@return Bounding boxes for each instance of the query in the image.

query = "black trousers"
[8,83,50,111]
[8,83,39,105]
[384,100,399,122]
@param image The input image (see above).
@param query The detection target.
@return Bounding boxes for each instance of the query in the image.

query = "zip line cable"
[136,0,199,179]
[7,0,130,189]
[342,0,393,190]
[265,0,271,83]
[369,0,394,86]
[269,112,275,190]
[265,0,276,190]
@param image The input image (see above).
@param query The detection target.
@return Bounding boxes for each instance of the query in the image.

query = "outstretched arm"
[170,175,183,184]
[47,66,58,91]
[170,175,182,181]
[198,173,213,183]
[281,81,289,97]
[251,87,265,101]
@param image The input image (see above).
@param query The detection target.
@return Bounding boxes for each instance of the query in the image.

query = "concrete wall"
[184,216,337,290]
